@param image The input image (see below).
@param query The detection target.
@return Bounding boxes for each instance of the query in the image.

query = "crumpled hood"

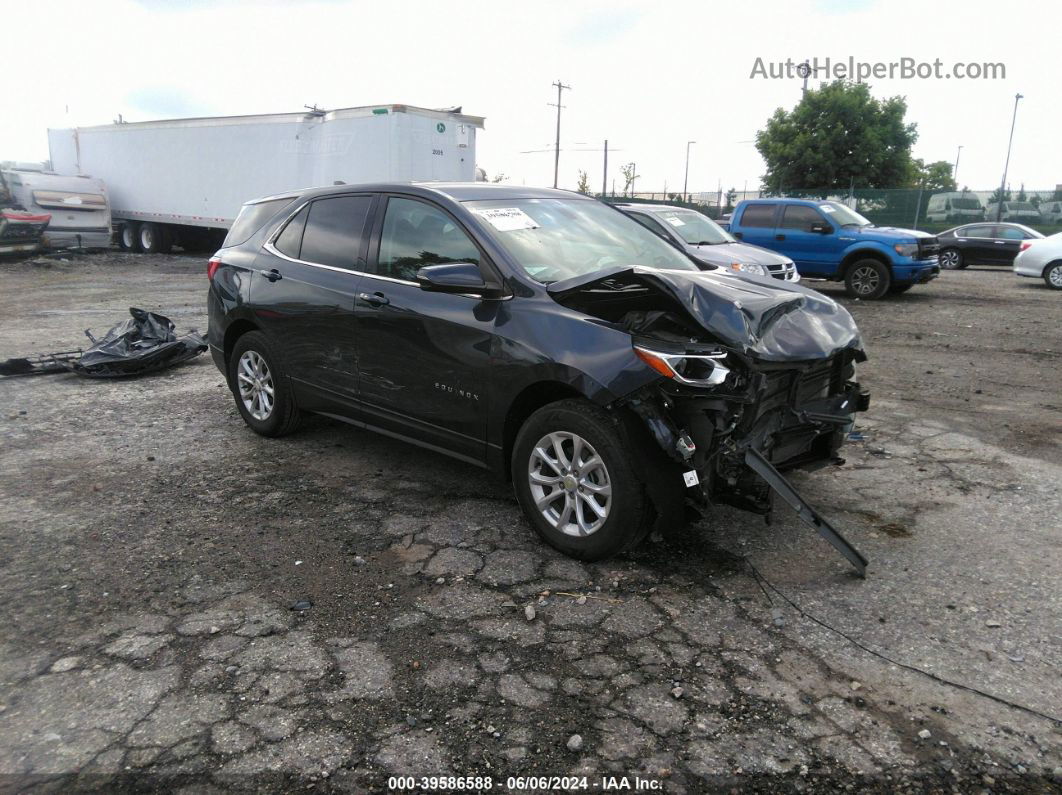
[548,266,863,361]
[687,241,792,267]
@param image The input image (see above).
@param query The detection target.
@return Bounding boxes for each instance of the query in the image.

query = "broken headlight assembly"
[634,345,732,388]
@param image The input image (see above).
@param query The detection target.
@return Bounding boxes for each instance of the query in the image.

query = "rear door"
[252,193,375,407]
[957,224,995,263]
[734,203,778,250]
[353,194,497,464]
[992,225,1025,264]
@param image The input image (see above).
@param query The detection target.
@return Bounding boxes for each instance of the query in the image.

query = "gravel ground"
[0,251,1059,793]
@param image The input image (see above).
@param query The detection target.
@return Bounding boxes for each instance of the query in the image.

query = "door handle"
[258,268,282,282]
[775,234,786,240]
[358,291,390,307]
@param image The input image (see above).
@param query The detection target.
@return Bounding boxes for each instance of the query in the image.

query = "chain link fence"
[602,188,1062,234]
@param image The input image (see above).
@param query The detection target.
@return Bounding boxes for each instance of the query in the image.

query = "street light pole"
[683,141,696,203]
[995,93,1023,222]
[953,145,963,187]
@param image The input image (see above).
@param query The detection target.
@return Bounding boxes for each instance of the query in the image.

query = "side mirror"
[810,223,833,234]
[416,263,503,298]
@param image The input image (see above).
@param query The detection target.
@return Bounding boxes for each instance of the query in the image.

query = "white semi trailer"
[48,104,484,253]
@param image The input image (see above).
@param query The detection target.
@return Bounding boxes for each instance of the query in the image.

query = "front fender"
[840,242,895,269]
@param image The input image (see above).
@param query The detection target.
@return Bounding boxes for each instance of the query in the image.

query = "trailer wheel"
[138,223,167,254]
[119,223,141,252]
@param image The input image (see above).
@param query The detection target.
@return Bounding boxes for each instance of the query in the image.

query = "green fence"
[603,188,1062,235]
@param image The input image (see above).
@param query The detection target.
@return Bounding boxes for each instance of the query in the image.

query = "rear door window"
[780,205,825,231]
[963,225,993,238]
[299,195,374,269]
[224,198,294,247]
[740,203,777,227]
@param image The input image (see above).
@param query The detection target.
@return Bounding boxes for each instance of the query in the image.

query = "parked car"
[1037,200,1062,225]
[925,191,985,223]
[615,203,799,281]
[1013,232,1062,289]
[985,201,1042,223]
[937,223,1044,269]
[207,183,870,571]
[728,198,939,299]
[1,167,111,249]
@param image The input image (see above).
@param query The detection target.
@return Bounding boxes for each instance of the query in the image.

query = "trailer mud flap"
[744,448,868,577]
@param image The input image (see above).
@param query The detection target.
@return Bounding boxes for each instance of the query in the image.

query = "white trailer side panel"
[48,106,481,230]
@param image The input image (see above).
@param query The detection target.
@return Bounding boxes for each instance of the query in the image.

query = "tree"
[989,187,1011,204]
[576,170,591,195]
[620,163,639,196]
[1016,184,1027,202]
[724,187,738,211]
[908,159,956,191]
[755,80,917,192]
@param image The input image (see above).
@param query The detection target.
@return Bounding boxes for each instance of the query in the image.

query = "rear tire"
[139,223,167,254]
[119,223,140,252]
[512,399,652,561]
[227,331,301,437]
[844,259,891,300]
[939,247,963,270]
[1044,261,1062,290]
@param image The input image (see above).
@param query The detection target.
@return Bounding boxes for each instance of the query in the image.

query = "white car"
[1013,232,1062,289]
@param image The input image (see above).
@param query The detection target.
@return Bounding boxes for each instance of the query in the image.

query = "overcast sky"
[5,0,1057,194]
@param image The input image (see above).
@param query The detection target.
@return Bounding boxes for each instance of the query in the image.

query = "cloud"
[124,86,215,120]
[565,6,644,45]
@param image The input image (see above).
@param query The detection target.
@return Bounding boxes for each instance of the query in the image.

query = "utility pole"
[549,80,571,189]
[683,141,696,203]
[953,145,963,187]
[601,140,608,197]
[996,93,1023,222]
[797,61,811,95]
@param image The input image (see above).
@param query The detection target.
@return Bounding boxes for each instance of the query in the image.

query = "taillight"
[207,255,221,281]
[1019,241,1033,252]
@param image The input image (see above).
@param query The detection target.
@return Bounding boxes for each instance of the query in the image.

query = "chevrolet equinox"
[207,184,870,572]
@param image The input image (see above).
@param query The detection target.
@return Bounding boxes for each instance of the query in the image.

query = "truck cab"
[729,199,940,299]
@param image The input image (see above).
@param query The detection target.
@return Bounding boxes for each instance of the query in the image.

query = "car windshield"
[1007,202,1037,211]
[819,202,872,227]
[648,208,735,245]
[464,198,697,284]
[951,197,982,210]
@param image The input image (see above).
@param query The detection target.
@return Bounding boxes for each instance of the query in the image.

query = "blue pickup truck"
[728,199,940,299]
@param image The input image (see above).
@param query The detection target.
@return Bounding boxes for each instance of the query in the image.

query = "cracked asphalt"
[0,251,1059,793]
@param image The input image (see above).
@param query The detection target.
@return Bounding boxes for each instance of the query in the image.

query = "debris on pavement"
[0,307,205,378]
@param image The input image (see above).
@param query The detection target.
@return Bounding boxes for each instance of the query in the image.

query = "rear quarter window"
[224,198,295,247]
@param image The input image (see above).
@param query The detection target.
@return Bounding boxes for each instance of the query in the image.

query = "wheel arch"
[223,319,260,371]
[1042,259,1062,278]
[501,381,585,481]
[840,247,892,277]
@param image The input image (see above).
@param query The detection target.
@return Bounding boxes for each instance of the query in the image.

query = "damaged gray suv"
[208,183,870,573]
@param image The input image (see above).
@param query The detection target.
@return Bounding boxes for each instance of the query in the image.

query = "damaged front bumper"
[621,345,871,576]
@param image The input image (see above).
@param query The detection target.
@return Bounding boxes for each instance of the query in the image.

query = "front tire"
[1044,261,1062,290]
[512,400,652,561]
[844,259,891,300]
[939,248,963,270]
[227,331,301,437]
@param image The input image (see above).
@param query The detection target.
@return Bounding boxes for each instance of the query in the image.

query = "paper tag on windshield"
[472,207,539,232]
[665,216,686,226]
[819,205,836,213]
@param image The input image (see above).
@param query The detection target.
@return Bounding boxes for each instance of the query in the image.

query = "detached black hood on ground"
[548,266,863,361]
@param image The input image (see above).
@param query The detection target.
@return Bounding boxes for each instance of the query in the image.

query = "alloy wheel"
[940,249,961,269]
[1048,264,1062,288]
[528,431,612,537]
[850,265,881,296]
[237,350,274,421]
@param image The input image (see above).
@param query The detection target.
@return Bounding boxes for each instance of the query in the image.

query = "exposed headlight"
[634,346,731,387]
[728,261,767,276]
[893,242,919,257]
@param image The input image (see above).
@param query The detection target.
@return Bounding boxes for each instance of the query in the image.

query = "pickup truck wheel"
[228,331,301,437]
[512,399,652,561]
[119,223,141,252]
[844,259,891,300]
[939,248,963,269]
[1044,261,1062,290]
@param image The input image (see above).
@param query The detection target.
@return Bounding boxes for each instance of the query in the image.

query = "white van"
[985,201,1042,223]
[925,192,985,223]
[1,168,111,249]
[1037,200,1062,224]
